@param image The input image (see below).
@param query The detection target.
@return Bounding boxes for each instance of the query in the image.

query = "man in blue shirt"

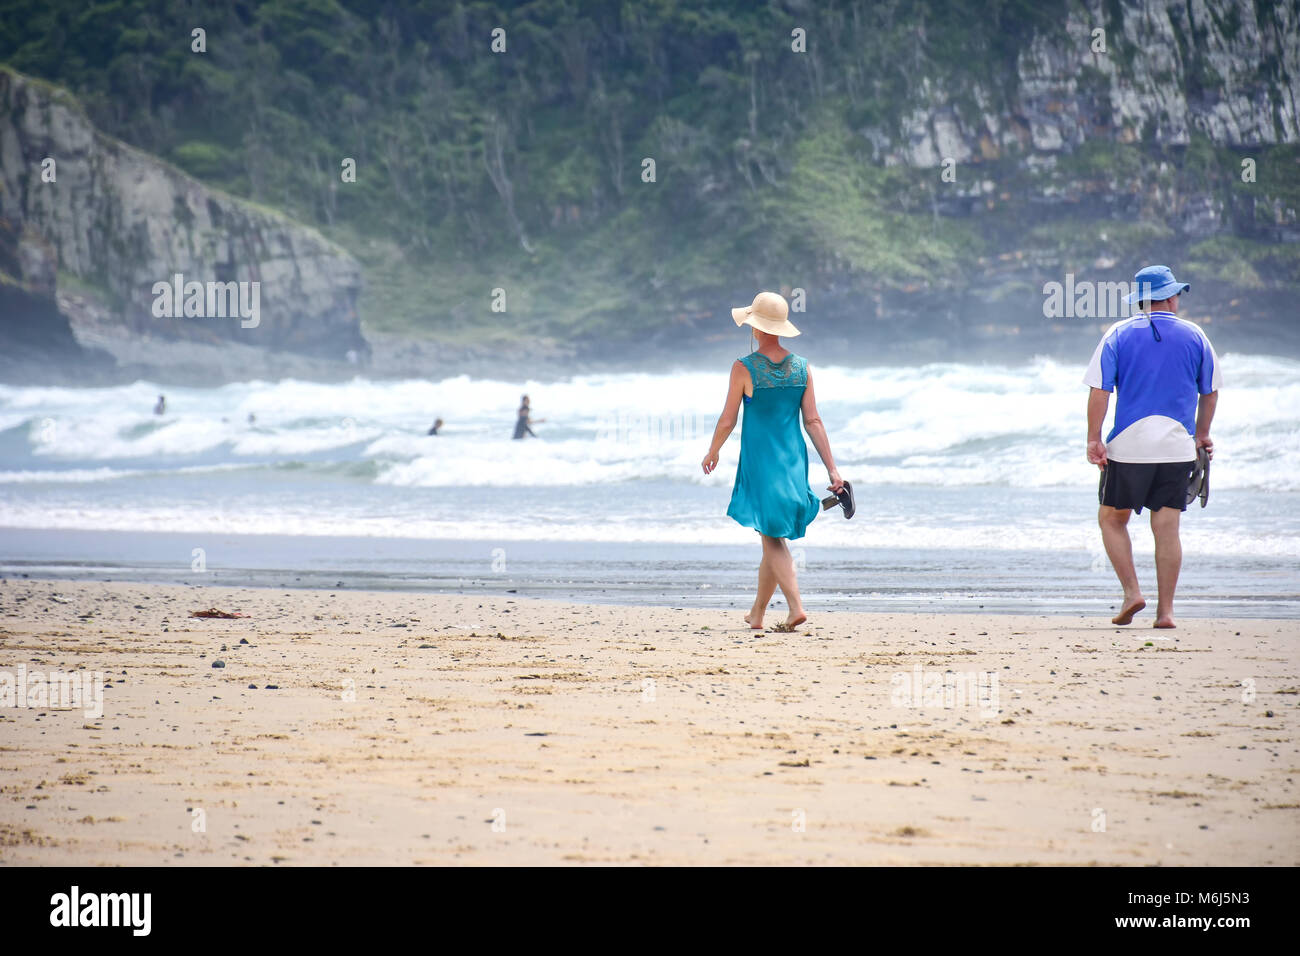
[1083,265,1221,629]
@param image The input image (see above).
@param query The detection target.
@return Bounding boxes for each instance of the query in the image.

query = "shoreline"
[3,525,1297,620]
[0,579,1294,865]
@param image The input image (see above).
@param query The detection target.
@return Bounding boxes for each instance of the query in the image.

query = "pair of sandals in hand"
[821,480,856,519]
[1186,446,1210,507]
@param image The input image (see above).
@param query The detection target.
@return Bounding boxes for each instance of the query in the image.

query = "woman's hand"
[826,469,844,494]
[702,449,719,474]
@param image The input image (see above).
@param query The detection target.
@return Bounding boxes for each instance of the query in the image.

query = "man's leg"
[1149,506,1182,628]
[1099,505,1145,624]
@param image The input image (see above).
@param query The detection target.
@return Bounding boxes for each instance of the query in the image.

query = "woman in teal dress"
[701,291,845,632]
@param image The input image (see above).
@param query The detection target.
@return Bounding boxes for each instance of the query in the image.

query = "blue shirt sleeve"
[1099,338,1117,391]
[1083,325,1120,391]
[1197,336,1216,395]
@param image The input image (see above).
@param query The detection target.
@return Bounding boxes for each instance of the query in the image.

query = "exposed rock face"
[889,0,1298,169]
[0,214,81,357]
[0,68,366,363]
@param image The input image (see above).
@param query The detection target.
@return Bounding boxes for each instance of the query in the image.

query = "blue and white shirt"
[1083,311,1221,463]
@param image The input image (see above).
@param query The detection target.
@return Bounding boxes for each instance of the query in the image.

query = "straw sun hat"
[731,291,800,337]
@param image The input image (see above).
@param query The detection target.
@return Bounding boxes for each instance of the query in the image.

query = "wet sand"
[0,579,1295,865]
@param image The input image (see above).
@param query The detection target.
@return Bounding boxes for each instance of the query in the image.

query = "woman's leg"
[764,535,806,628]
[746,539,778,628]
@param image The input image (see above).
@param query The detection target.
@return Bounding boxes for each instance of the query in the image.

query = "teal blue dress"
[726,352,821,539]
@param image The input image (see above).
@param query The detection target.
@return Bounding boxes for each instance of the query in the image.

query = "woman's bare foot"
[784,611,807,631]
[743,610,764,630]
[1153,616,1176,629]
[1111,597,1146,625]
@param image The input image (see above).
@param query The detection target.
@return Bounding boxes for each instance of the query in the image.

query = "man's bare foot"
[1153,616,1176,629]
[1111,598,1146,625]
[743,610,764,630]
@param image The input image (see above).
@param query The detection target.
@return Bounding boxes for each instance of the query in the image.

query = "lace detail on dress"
[742,352,807,388]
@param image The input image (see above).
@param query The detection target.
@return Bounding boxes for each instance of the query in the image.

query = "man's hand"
[1087,438,1109,469]
[1196,433,1214,461]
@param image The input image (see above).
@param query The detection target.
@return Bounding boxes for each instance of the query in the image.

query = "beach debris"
[212,660,226,668]
[190,608,248,619]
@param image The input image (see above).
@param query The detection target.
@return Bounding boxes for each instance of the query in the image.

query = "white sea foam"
[3,355,1293,487]
[1,499,1296,558]
[0,356,1296,549]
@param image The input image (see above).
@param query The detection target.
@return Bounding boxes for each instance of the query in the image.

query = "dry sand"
[0,579,1295,865]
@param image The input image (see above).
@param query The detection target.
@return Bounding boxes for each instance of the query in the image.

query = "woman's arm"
[800,372,844,492]
[701,361,748,474]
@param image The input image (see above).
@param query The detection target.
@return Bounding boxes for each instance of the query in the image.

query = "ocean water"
[1,355,1297,616]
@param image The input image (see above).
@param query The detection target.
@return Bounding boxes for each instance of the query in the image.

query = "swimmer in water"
[428,417,444,436]
[153,395,166,415]
[512,395,545,439]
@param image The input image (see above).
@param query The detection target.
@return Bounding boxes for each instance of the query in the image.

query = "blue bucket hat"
[1125,264,1190,305]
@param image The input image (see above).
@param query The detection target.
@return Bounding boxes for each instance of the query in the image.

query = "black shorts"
[1099,460,1194,514]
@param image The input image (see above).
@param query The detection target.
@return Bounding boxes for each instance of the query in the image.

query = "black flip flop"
[821,480,855,519]
[1186,446,1209,508]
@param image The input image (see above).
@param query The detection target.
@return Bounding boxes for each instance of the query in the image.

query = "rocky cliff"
[0,67,366,377]
[893,0,1298,168]
[820,0,1300,363]
[0,203,116,383]
[1,0,1296,378]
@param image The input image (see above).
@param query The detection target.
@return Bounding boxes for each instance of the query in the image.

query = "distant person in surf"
[701,291,845,633]
[153,395,166,415]
[428,417,444,436]
[1084,265,1220,630]
[513,395,544,439]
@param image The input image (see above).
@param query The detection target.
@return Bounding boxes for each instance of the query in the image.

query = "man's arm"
[1087,387,1110,468]
[1195,391,1217,460]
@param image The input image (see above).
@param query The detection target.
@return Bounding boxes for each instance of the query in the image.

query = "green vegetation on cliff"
[1,0,1295,346]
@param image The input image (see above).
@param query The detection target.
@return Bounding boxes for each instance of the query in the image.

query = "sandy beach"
[0,578,1295,866]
